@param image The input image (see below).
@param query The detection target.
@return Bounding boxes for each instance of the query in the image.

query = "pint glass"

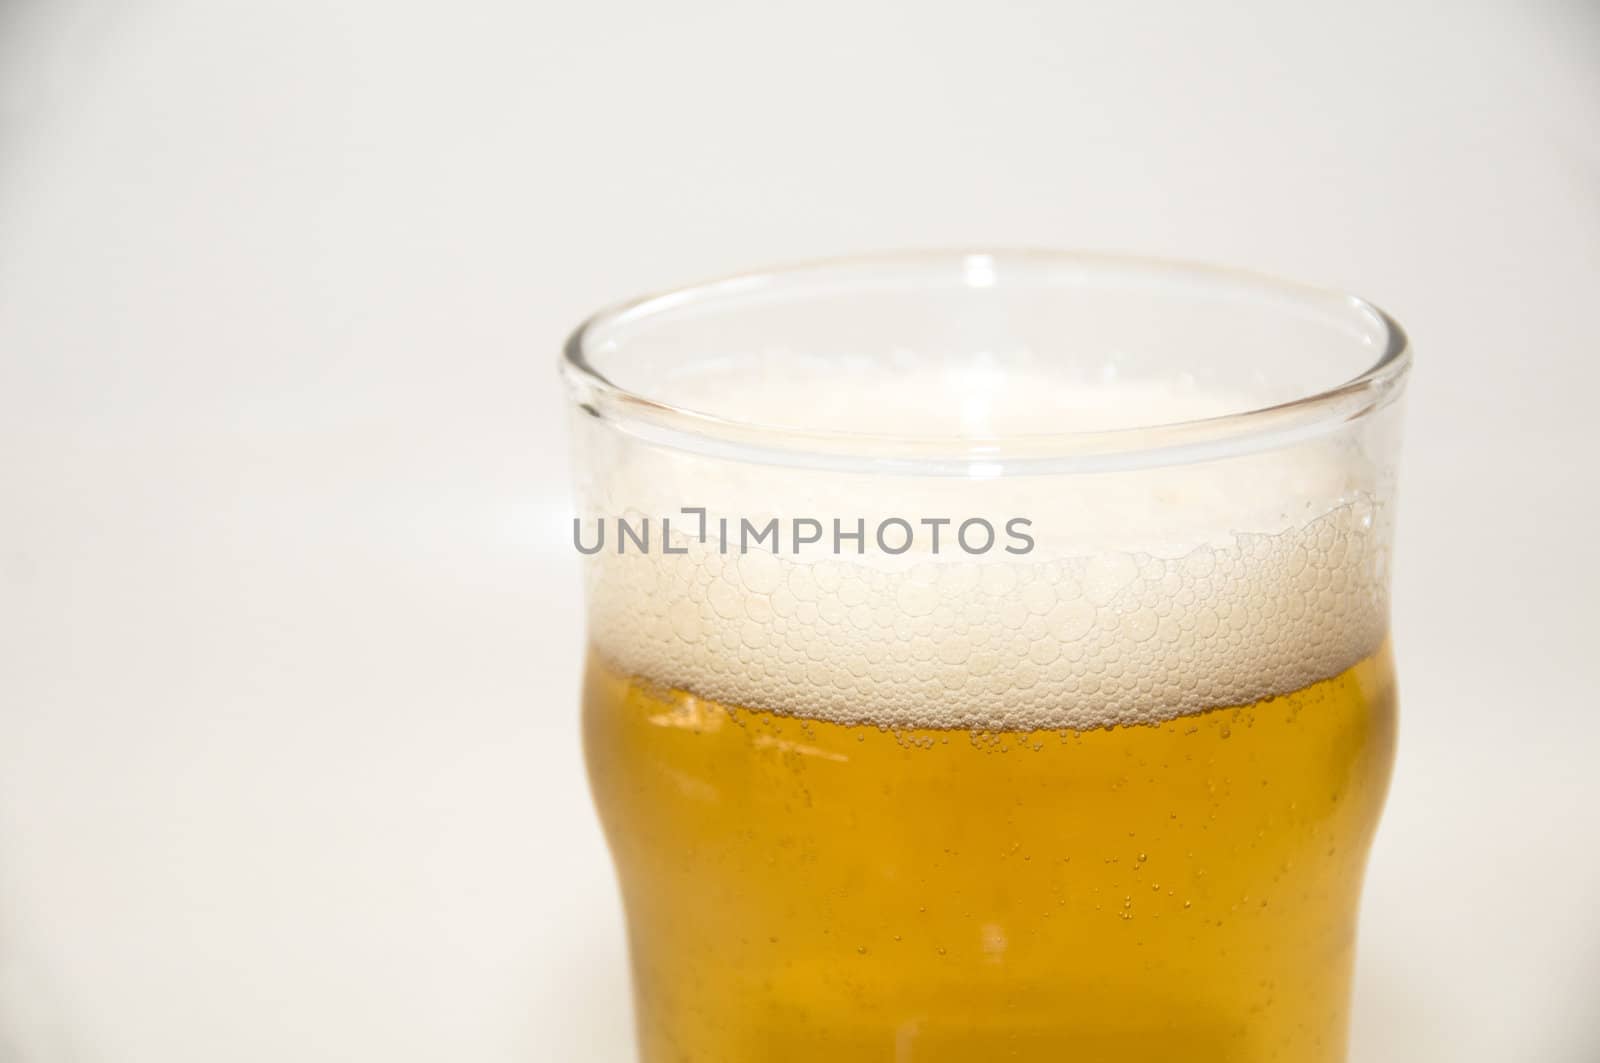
[562,252,1409,1063]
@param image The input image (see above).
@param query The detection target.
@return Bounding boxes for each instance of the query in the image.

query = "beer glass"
[562,251,1409,1063]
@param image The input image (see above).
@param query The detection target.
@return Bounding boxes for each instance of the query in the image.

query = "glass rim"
[560,249,1411,476]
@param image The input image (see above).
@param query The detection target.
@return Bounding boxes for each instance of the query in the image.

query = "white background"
[1,1,1596,1060]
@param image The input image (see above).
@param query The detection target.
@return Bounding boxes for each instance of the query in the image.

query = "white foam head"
[574,367,1396,730]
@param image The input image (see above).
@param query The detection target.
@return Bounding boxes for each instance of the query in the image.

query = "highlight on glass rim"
[563,250,1410,1063]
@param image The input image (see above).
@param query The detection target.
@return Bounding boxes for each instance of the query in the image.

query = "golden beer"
[585,644,1395,1063]
[562,251,1410,1062]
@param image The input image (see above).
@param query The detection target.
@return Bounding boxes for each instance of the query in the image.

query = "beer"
[585,645,1395,1063]
[562,251,1410,1062]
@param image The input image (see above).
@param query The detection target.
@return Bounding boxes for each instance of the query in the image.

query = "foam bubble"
[575,373,1395,730]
